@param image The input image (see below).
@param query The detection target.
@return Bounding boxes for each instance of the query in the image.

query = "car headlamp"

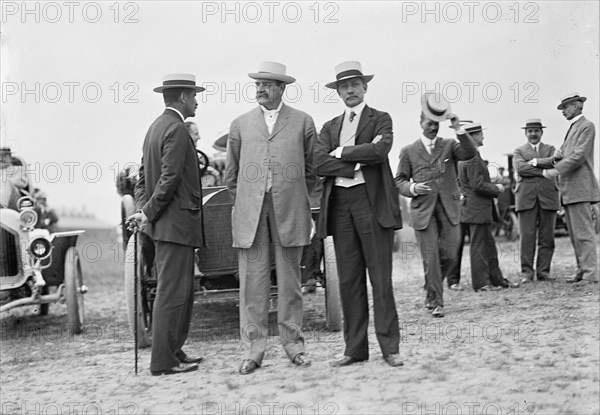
[29,236,52,260]
[19,209,38,230]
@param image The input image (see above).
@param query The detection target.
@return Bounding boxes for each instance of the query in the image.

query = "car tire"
[124,235,152,348]
[64,247,84,335]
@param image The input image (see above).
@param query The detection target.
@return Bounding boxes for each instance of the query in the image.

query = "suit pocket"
[180,189,201,211]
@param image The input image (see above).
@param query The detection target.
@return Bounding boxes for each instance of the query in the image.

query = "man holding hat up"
[544,93,599,283]
[513,119,560,283]
[129,74,205,375]
[225,61,317,374]
[396,94,475,316]
[315,61,403,367]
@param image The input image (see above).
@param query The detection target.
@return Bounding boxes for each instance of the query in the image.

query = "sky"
[1,1,598,226]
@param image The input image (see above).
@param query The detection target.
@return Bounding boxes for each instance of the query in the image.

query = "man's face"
[336,77,367,108]
[525,127,543,145]
[255,79,284,110]
[471,131,484,147]
[188,124,200,144]
[420,117,439,139]
[562,102,581,120]
[181,91,198,118]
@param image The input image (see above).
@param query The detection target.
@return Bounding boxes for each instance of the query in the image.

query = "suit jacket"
[555,116,600,205]
[134,109,204,247]
[314,106,402,238]
[513,142,560,212]
[225,103,316,248]
[458,151,500,224]
[396,133,476,230]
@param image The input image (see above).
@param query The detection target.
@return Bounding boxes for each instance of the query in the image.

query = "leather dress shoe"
[566,275,583,283]
[503,279,520,288]
[431,306,444,318]
[449,283,464,291]
[329,356,367,367]
[476,285,500,292]
[425,301,434,310]
[384,353,404,367]
[176,351,203,364]
[292,353,311,367]
[151,362,198,376]
[536,275,555,282]
[239,359,260,375]
[520,277,532,284]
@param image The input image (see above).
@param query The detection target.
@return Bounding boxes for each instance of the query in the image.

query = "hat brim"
[557,96,587,110]
[325,74,374,89]
[521,125,546,129]
[248,73,296,84]
[421,94,453,122]
[154,85,205,93]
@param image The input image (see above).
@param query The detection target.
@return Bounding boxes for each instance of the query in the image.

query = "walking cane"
[133,227,139,375]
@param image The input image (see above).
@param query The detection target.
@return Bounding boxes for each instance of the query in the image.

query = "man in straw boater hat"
[543,93,599,283]
[396,94,476,317]
[225,61,317,375]
[513,119,560,284]
[128,74,205,376]
[457,122,520,292]
[315,61,403,367]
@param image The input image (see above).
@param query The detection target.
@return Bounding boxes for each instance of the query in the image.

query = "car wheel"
[121,195,135,250]
[64,247,85,335]
[124,235,152,348]
[322,236,342,331]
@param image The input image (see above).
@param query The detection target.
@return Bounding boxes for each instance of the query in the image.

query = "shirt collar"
[165,107,185,122]
[420,134,436,146]
[571,114,583,124]
[345,101,366,120]
[260,100,283,115]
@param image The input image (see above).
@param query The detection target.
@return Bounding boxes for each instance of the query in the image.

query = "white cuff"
[410,183,418,196]
[335,147,344,159]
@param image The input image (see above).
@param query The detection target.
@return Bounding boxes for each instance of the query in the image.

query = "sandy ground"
[1,229,599,415]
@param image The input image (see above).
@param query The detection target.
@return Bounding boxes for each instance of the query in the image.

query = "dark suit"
[554,116,600,281]
[513,142,560,280]
[315,106,402,360]
[396,133,476,306]
[135,109,204,372]
[458,151,504,290]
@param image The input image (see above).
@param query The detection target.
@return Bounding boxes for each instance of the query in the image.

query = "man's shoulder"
[400,138,422,153]
[231,107,259,125]
[579,116,595,129]
[515,142,530,152]
[365,106,390,118]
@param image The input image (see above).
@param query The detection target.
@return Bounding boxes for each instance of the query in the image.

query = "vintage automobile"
[118,151,342,348]
[1,149,86,335]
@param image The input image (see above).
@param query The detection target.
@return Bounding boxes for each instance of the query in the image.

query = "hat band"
[426,103,446,117]
[336,69,364,81]
[163,79,197,86]
[525,123,543,128]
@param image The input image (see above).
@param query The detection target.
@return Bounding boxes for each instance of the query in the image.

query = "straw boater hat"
[557,93,587,110]
[153,74,205,93]
[421,93,452,122]
[248,61,296,84]
[325,61,374,89]
[463,122,486,134]
[521,118,547,129]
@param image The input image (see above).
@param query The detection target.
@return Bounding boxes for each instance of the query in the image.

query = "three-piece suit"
[315,105,402,360]
[513,142,560,279]
[396,133,476,305]
[225,103,316,364]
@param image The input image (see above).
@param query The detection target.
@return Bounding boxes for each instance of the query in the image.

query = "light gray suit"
[225,103,316,363]
[554,116,600,281]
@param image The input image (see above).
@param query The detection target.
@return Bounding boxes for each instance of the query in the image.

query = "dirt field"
[1,228,599,415]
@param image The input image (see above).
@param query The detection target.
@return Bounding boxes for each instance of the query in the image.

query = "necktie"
[349,111,356,123]
[533,145,538,156]
[563,124,573,142]
[428,140,434,154]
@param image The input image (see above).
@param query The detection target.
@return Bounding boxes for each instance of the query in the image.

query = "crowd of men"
[127,62,599,377]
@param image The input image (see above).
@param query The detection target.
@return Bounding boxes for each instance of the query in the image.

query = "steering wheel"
[196,149,209,177]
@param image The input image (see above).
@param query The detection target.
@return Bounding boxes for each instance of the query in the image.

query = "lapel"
[270,103,290,140]
[429,137,444,163]
[355,106,374,144]
[251,107,269,139]
[416,139,432,163]
[562,116,584,147]
[330,113,344,147]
